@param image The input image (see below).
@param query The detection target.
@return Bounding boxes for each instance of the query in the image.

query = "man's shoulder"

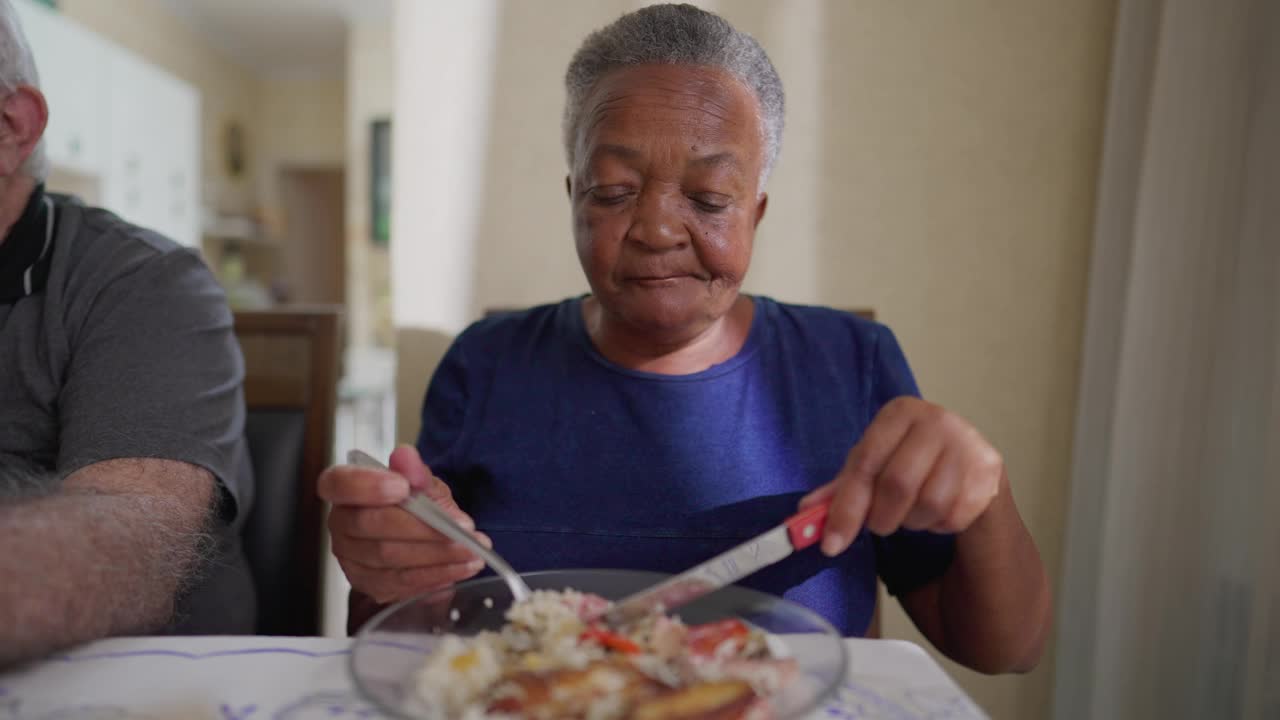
[57,196,189,267]
[47,197,228,348]
[52,196,216,300]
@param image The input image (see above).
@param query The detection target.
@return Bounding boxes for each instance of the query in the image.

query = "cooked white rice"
[412,634,505,719]
[411,590,605,718]
[409,589,784,720]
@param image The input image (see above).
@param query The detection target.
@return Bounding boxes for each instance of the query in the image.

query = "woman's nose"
[626,188,689,251]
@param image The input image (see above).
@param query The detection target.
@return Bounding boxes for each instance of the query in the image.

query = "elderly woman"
[321,4,1050,673]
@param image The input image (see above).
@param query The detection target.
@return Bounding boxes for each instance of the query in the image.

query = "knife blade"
[600,499,831,626]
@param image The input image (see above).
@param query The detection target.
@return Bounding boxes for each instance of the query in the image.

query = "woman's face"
[568,64,768,341]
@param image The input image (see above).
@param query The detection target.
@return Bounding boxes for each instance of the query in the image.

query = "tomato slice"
[685,619,751,657]
[580,625,641,654]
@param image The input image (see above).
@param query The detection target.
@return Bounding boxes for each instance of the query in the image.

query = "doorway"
[278,167,346,305]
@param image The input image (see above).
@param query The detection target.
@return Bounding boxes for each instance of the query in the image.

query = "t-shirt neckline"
[567,294,767,382]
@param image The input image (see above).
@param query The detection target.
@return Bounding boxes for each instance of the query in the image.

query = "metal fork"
[346,449,532,603]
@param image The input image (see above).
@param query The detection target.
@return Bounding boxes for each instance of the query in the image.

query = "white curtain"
[1054,0,1280,717]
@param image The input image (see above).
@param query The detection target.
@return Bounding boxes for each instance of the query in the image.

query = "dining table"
[0,635,987,720]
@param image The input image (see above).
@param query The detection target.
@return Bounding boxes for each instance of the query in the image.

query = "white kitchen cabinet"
[13,0,201,247]
[104,50,200,247]
[151,70,201,249]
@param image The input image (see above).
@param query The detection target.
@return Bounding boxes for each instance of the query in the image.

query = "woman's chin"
[590,280,738,338]
[612,300,717,339]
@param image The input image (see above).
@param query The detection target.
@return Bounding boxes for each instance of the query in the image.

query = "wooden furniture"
[233,306,341,635]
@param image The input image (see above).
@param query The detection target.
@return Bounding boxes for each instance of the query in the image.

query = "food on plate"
[411,589,797,720]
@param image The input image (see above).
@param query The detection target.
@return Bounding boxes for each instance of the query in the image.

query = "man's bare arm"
[0,458,215,666]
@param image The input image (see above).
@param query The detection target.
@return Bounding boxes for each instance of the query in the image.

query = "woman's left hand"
[800,396,1004,556]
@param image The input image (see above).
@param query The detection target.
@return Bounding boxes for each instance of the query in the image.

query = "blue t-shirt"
[417,296,954,636]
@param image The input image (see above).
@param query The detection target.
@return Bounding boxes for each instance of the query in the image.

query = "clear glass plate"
[350,569,848,719]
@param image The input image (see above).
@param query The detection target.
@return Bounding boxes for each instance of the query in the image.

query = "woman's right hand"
[318,445,492,604]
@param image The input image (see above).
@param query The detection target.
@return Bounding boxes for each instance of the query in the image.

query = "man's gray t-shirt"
[0,192,255,633]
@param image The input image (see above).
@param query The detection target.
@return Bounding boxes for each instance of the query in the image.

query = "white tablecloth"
[0,636,986,719]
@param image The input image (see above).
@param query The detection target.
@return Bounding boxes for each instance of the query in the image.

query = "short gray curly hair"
[563,3,785,190]
[0,1,47,181]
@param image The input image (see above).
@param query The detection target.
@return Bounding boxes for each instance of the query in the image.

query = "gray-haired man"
[0,2,254,664]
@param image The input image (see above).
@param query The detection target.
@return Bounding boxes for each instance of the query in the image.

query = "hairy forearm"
[0,460,215,667]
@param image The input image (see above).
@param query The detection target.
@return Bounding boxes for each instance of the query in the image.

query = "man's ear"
[0,86,47,177]
[753,193,768,229]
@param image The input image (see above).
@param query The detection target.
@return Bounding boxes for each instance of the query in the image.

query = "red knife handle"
[786,500,830,549]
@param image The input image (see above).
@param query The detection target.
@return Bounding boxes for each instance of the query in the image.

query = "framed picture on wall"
[370,119,391,246]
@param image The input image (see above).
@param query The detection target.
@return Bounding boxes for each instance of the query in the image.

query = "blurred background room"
[16,0,1278,717]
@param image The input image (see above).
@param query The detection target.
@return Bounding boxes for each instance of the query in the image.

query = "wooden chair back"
[233,306,341,635]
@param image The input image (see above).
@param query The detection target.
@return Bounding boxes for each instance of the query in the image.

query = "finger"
[389,445,432,492]
[331,534,480,570]
[336,558,424,605]
[317,465,409,506]
[398,559,486,593]
[848,398,918,486]
[865,424,944,536]
[331,505,471,542]
[351,534,490,568]
[822,476,873,556]
[902,447,961,531]
[420,470,460,511]
[822,404,916,554]
[387,444,468,518]
[339,557,481,604]
[799,482,836,509]
[938,450,1004,533]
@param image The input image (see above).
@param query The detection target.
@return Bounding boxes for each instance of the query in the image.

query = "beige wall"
[797,4,1114,718]
[255,74,347,232]
[346,18,394,348]
[462,0,624,317]
[255,74,347,304]
[392,1,1116,717]
[59,0,260,216]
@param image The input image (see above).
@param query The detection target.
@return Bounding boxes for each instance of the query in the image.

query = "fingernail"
[467,559,485,571]
[455,514,475,531]
[380,476,409,499]
[476,533,493,549]
[821,533,846,557]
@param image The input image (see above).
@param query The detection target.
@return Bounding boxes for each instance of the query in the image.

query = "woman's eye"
[689,193,731,213]
[588,187,633,205]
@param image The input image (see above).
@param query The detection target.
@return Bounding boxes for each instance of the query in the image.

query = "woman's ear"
[0,86,47,177]
[753,193,769,229]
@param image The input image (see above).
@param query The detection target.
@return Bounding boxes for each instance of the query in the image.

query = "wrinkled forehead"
[575,64,765,170]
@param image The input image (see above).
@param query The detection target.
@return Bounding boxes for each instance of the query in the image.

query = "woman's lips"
[624,272,706,288]
[629,275,692,288]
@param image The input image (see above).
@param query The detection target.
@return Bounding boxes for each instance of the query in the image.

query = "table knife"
[599,499,831,626]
